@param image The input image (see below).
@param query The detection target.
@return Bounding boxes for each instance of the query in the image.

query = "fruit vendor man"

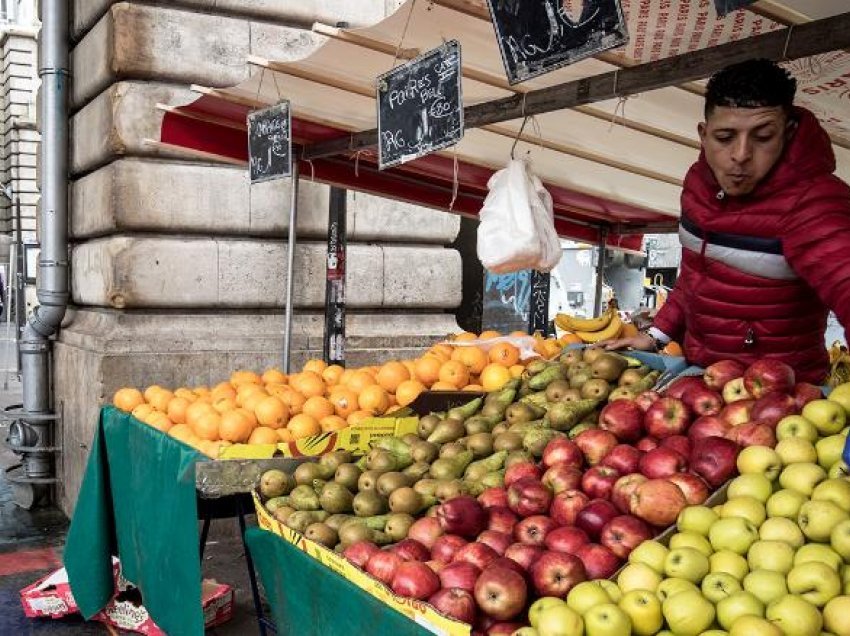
[605,59,850,383]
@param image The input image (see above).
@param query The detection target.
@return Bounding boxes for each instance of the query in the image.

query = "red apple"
[611,473,648,513]
[425,560,445,575]
[689,435,739,488]
[660,435,691,459]
[545,526,590,554]
[683,386,724,417]
[793,382,823,410]
[428,588,477,624]
[667,472,710,505]
[437,496,488,538]
[575,499,619,540]
[438,560,481,593]
[689,415,732,441]
[367,550,404,585]
[504,462,543,488]
[391,561,440,599]
[600,444,642,475]
[635,437,659,452]
[581,465,621,500]
[598,400,645,443]
[574,429,619,465]
[635,390,661,412]
[530,551,587,597]
[719,399,754,426]
[431,535,468,564]
[722,377,752,404]
[487,506,519,535]
[478,530,513,556]
[549,489,590,527]
[750,391,797,427]
[504,543,545,572]
[541,438,584,469]
[575,543,621,580]
[391,538,430,562]
[600,515,654,559]
[507,478,553,518]
[542,463,583,494]
[644,397,690,439]
[408,517,444,549]
[453,542,499,571]
[666,376,707,400]
[730,421,777,448]
[629,479,687,527]
[638,446,687,479]
[487,622,528,635]
[514,515,557,546]
[343,541,380,569]
[487,557,528,579]
[743,359,795,399]
[478,487,509,510]
[704,360,746,391]
[473,566,528,621]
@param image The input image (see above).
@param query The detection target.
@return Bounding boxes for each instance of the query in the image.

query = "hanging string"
[354,150,363,178]
[390,0,418,71]
[510,93,530,160]
[781,25,795,61]
[448,149,459,211]
[271,70,283,102]
[608,96,630,132]
[304,158,316,182]
[254,68,266,104]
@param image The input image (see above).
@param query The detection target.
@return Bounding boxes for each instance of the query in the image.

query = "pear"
[427,419,466,444]
[417,415,441,439]
[466,432,495,458]
[590,353,628,382]
[352,491,388,517]
[385,513,416,542]
[319,450,353,473]
[430,450,474,480]
[402,461,431,481]
[376,471,413,497]
[493,431,524,452]
[334,463,362,491]
[259,469,294,499]
[289,484,321,511]
[305,523,338,548]
[319,482,354,514]
[410,440,439,464]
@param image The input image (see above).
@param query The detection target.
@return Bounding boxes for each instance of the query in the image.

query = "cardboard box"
[20,559,120,619]
[253,491,471,636]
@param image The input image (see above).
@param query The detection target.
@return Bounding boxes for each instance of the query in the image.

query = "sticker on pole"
[248,101,292,183]
[486,0,629,85]
[377,40,463,170]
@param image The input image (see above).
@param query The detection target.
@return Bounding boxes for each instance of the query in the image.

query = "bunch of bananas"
[554,307,623,343]
[828,341,850,388]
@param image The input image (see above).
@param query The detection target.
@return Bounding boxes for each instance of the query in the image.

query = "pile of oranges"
[111,330,567,458]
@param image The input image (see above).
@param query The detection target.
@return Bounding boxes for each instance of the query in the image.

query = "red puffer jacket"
[654,108,850,383]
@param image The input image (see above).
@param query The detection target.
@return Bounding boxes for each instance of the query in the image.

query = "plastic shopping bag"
[527,170,562,272]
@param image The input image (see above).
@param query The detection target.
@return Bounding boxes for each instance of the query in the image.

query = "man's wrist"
[642,327,671,352]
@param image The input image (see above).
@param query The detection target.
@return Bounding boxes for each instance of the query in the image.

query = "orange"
[290,371,326,398]
[235,407,258,428]
[219,410,254,443]
[438,360,470,390]
[479,330,502,340]
[431,381,458,391]
[376,361,411,393]
[148,389,174,413]
[401,359,417,377]
[194,410,222,441]
[254,396,290,429]
[266,383,289,399]
[242,392,269,415]
[236,383,267,407]
[663,341,684,357]
[489,342,521,367]
[211,382,237,401]
[303,359,328,375]
[193,386,210,396]
[559,332,583,346]
[346,410,373,427]
[276,428,294,443]
[186,401,215,427]
[143,385,167,403]
[429,344,454,361]
[230,369,262,387]
[509,364,525,378]
[541,339,562,359]
[338,369,355,387]
[249,426,281,445]
[621,323,640,338]
[279,389,307,415]
[455,346,489,375]
[288,414,321,439]
[147,411,173,433]
[173,388,196,401]
[345,370,377,394]
[205,441,222,458]
[131,403,156,422]
[320,415,348,432]
[480,363,512,392]
[358,385,390,415]
[322,364,345,386]
[302,395,335,421]
[168,423,195,443]
[262,368,288,385]
[509,330,528,337]
[452,332,478,342]
[212,396,237,414]
[395,380,426,407]
[166,396,192,425]
[113,388,145,413]
[463,384,485,392]
[329,388,360,418]
[414,356,442,386]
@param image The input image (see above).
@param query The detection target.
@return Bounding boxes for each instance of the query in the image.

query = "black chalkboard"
[486,0,629,85]
[247,101,292,183]
[713,0,757,16]
[529,270,552,335]
[377,40,463,170]
[482,270,531,335]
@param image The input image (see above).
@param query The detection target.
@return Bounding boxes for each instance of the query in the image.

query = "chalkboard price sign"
[377,40,464,170]
[486,0,628,85]
[247,101,292,183]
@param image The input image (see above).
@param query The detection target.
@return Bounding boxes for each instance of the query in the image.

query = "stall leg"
[199,516,211,559]
[283,163,300,373]
[238,500,273,635]
[594,227,609,316]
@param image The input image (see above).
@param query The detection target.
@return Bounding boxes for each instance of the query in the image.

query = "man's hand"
[602,332,656,352]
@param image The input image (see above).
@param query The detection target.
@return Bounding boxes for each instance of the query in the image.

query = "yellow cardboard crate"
[253,491,471,636]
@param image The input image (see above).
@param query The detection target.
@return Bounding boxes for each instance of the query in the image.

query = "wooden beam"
[142,139,247,166]
[190,84,266,109]
[247,55,374,99]
[311,22,420,59]
[303,13,850,159]
[155,103,247,132]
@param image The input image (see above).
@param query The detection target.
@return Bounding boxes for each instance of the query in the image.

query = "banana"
[575,314,623,343]
[555,308,614,333]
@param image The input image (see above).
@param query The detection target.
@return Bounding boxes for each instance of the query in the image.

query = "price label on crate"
[247,101,292,183]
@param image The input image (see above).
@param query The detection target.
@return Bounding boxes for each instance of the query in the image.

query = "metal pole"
[323,187,347,366]
[14,197,23,374]
[593,228,608,316]
[282,162,299,373]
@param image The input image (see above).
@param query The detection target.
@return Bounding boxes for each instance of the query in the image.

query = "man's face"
[698,106,792,197]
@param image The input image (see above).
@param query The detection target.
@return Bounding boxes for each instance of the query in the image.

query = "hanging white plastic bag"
[527,170,562,272]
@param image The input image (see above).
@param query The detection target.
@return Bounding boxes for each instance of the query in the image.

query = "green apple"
[779,463,827,496]
[729,615,782,636]
[656,577,699,602]
[747,540,794,574]
[737,446,784,481]
[766,488,809,519]
[798,499,849,542]
[530,597,566,628]
[743,569,788,606]
[812,478,850,510]
[766,595,823,636]
[804,399,847,435]
[710,550,750,580]
[702,572,743,603]
[628,540,668,574]
[830,518,850,561]
[776,415,820,443]
[775,437,818,465]
[816,435,847,471]
[717,591,765,630]
[616,562,662,594]
[664,546,710,583]
[728,474,774,504]
[566,581,612,616]
[537,604,584,636]
[844,567,850,595]
[677,505,719,536]
[827,382,850,414]
[710,517,759,555]
[512,628,539,636]
[597,580,622,604]
[618,590,662,636]
[699,631,727,636]
[823,595,850,636]
[583,603,630,636]
[786,562,842,607]
[759,516,805,548]
[794,543,843,572]
[721,496,767,526]
[662,589,715,636]
[669,531,713,557]
[829,461,850,479]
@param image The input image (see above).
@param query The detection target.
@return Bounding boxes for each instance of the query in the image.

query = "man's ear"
[698,122,707,144]
[785,117,799,142]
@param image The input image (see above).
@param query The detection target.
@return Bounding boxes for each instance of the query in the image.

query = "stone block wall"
[55,1,463,514]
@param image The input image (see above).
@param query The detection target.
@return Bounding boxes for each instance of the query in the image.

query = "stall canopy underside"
[158,0,850,248]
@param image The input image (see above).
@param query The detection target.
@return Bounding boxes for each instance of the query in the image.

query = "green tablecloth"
[64,406,206,635]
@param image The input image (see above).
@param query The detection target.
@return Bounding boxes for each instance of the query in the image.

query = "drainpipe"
[8,0,69,507]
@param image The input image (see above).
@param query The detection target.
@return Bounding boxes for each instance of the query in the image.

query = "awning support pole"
[283,163,299,373]
[594,228,608,317]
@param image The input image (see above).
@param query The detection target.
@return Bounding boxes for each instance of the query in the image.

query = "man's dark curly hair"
[705,59,797,118]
